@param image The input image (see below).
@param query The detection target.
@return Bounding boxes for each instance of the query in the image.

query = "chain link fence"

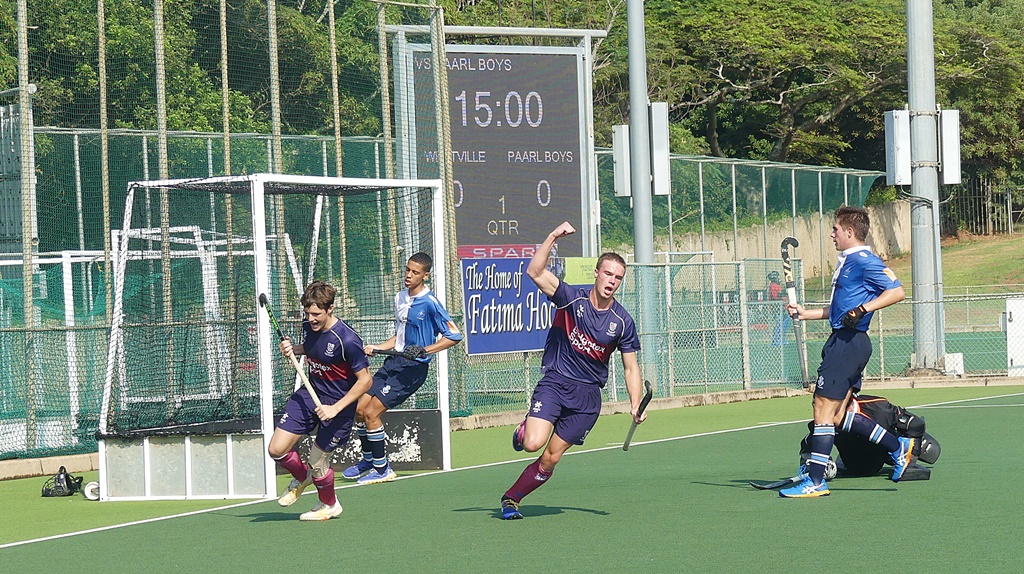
[3,0,1021,462]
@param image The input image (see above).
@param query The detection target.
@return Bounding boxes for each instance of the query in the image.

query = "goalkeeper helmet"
[918,432,941,464]
[41,466,83,497]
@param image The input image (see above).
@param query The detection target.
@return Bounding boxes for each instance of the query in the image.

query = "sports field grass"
[2,385,1022,573]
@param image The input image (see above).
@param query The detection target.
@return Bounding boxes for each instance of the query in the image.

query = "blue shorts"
[276,388,356,451]
[814,329,872,400]
[526,376,603,446]
[369,355,430,410]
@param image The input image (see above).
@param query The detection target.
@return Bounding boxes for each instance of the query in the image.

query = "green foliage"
[864,185,899,206]
[8,0,1024,181]
[0,2,18,88]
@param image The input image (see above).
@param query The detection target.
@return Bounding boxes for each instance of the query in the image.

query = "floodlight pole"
[627,0,654,263]
[906,0,946,368]
[626,0,661,394]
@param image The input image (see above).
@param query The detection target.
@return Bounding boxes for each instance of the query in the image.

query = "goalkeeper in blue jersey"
[780,206,910,498]
[342,252,463,485]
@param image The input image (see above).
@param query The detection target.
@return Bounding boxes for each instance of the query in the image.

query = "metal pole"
[699,163,706,254]
[627,0,653,262]
[761,167,768,259]
[907,0,943,368]
[16,0,38,448]
[732,165,739,260]
[626,0,661,393]
[791,169,797,240]
[98,0,112,323]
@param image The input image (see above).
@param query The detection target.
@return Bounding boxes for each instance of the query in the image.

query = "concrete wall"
[661,200,912,278]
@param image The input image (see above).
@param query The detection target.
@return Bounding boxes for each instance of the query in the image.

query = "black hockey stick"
[781,237,810,389]
[622,380,654,451]
[373,346,427,359]
[749,474,803,490]
[258,293,323,408]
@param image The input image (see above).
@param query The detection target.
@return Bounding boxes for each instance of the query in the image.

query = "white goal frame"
[98,173,449,500]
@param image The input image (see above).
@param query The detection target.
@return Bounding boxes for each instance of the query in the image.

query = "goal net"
[98,174,447,499]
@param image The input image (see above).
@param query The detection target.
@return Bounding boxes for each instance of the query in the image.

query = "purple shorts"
[527,376,603,445]
[814,329,872,400]
[276,388,356,451]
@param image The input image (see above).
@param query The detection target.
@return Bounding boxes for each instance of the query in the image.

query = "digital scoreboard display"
[411,46,590,257]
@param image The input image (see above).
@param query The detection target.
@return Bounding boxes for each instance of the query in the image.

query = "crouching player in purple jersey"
[342,252,463,485]
[499,222,646,520]
[268,281,372,520]
[780,206,909,498]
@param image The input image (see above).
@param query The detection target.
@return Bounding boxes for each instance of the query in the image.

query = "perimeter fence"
[2,0,1020,463]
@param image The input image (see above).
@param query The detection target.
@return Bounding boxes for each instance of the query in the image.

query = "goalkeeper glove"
[402,345,428,360]
[842,305,868,330]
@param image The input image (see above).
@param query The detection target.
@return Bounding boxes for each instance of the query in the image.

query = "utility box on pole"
[884,110,912,186]
[612,124,631,198]
[939,108,962,185]
[649,102,671,196]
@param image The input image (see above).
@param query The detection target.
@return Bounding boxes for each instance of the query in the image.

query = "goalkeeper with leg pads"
[269,281,372,521]
[343,252,463,485]
[799,394,941,481]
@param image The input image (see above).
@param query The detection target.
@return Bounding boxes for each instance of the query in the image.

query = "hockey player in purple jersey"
[500,222,647,520]
[268,281,372,520]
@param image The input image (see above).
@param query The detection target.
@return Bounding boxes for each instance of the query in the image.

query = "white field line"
[4,390,1023,550]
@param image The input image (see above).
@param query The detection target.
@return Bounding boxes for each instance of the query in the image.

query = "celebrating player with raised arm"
[268,281,372,521]
[499,222,645,520]
[342,252,463,485]
[779,206,910,498]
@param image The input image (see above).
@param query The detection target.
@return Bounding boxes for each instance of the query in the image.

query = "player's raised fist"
[551,222,576,238]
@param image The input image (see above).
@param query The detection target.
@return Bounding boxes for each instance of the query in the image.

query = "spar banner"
[460,257,595,355]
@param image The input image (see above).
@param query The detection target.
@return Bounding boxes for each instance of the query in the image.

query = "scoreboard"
[407,45,593,257]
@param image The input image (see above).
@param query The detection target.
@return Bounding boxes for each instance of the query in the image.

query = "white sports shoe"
[278,476,313,507]
[299,500,343,521]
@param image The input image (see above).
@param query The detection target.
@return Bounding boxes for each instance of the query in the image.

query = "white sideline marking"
[5,390,1023,549]
[916,403,1024,408]
[910,391,1024,409]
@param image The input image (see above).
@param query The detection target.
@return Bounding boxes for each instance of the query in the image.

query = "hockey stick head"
[622,380,655,451]
[780,236,799,266]
[375,347,427,360]
[637,380,654,415]
[257,293,287,341]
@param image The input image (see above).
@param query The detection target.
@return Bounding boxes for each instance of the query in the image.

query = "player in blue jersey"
[500,221,646,520]
[268,281,372,520]
[779,206,911,498]
[341,252,463,485]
